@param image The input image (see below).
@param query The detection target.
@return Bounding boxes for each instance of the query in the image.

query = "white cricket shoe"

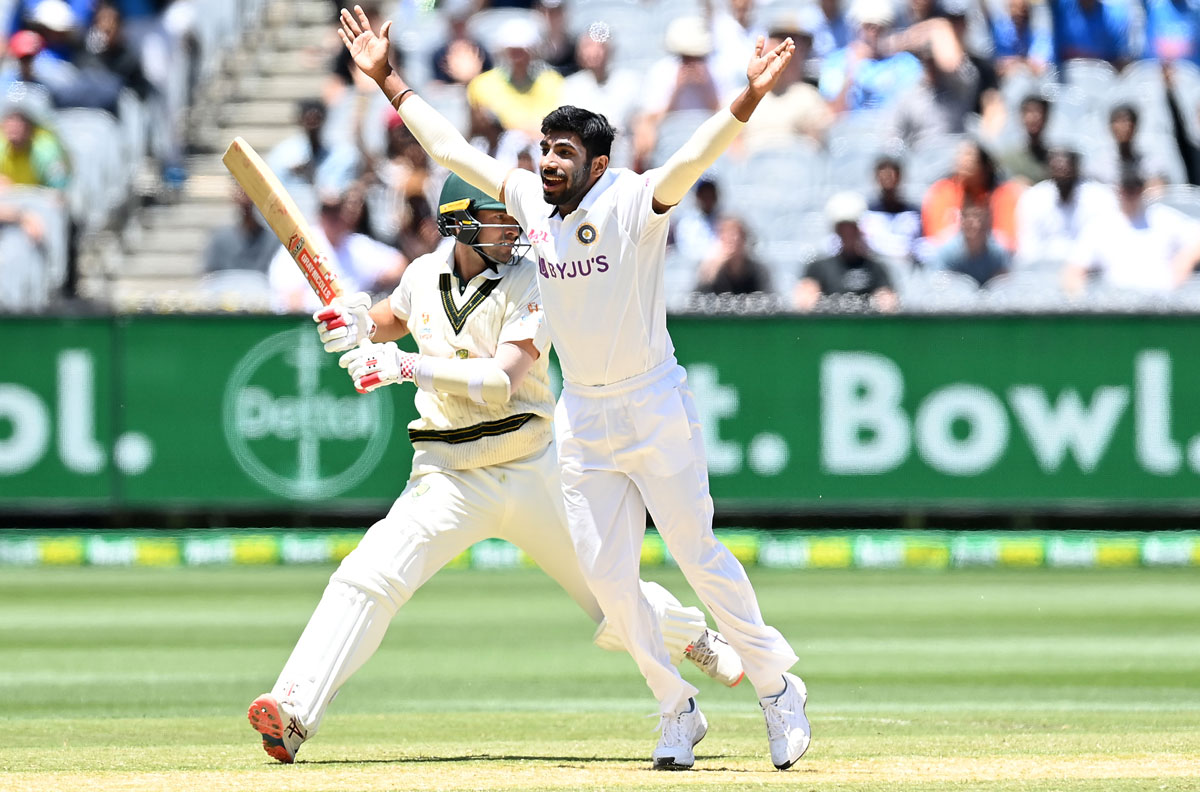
[684,629,745,687]
[651,697,708,770]
[760,672,811,770]
[248,693,307,763]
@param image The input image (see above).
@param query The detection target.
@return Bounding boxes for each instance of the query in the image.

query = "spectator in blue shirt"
[1047,0,1132,67]
[931,203,1011,285]
[819,0,923,111]
[1143,0,1200,64]
[984,0,1054,76]
[812,0,853,59]
[6,0,92,45]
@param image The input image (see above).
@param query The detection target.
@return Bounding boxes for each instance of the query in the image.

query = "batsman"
[247,173,744,763]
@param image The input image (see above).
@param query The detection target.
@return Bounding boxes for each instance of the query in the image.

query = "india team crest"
[575,222,598,245]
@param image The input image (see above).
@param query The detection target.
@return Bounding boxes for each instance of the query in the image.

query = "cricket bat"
[221,136,342,306]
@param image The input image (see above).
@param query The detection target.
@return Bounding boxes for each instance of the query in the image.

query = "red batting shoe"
[248,693,307,763]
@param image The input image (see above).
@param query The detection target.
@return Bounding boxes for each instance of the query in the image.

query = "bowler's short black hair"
[541,105,616,161]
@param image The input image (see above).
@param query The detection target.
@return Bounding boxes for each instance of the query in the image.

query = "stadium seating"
[198,268,274,312]
[2,186,70,302]
[53,108,131,234]
[0,225,50,312]
[1152,183,1200,218]
[900,269,981,312]
[567,0,660,72]
[650,109,719,169]
[10,0,1197,315]
[981,269,1066,311]
[466,7,545,57]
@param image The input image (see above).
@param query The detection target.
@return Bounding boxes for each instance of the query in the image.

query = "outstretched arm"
[650,36,795,212]
[338,5,511,200]
[339,338,538,404]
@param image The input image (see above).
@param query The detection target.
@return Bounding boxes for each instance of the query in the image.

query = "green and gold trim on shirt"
[409,413,537,445]
[440,273,501,334]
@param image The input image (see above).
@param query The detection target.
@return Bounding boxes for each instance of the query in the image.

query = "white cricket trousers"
[271,441,604,734]
[334,441,602,621]
[555,358,799,713]
[272,439,711,734]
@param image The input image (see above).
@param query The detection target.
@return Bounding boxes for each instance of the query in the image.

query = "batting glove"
[339,340,419,393]
[313,292,376,353]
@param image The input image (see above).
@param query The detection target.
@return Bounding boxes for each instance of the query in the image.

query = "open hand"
[338,5,393,85]
[746,36,795,97]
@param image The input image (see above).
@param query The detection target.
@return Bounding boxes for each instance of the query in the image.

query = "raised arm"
[339,5,510,200]
[650,36,795,212]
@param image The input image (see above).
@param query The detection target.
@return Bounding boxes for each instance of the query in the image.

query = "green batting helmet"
[437,173,509,248]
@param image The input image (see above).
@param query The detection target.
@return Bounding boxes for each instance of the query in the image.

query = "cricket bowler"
[247,172,744,764]
[338,3,811,771]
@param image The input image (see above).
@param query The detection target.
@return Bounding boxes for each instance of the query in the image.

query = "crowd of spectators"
[233,0,1200,314]
[0,0,202,309]
[11,0,1200,314]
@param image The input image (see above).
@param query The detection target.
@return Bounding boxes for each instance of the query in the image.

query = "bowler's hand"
[339,340,419,393]
[746,36,795,97]
[339,5,393,85]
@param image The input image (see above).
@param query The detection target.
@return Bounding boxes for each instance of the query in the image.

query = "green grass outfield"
[1,564,1198,791]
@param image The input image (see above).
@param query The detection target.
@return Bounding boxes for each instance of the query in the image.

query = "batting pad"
[592,580,707,664]
[270,579,396,736]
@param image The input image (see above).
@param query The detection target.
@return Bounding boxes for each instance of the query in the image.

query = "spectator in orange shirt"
[922,139,1023,251]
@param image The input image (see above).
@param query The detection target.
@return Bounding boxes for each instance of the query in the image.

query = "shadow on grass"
[297,752,743,766]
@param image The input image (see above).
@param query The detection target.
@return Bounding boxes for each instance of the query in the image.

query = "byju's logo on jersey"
[575,222,598,245]
[222,326,393,500]
[538,255,609,280]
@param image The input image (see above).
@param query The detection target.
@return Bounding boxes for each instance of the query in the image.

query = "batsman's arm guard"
[414,355,512,405]
[412,341,535,405]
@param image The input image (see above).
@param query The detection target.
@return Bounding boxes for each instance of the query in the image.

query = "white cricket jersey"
[389,246,553,471]
[504,167,675,387]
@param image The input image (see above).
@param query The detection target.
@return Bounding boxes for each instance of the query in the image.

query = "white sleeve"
[389,265,414,321]
[497,268,550,353]
[649,107,745,207]
[613,170,671,243]
[398,95,511,200]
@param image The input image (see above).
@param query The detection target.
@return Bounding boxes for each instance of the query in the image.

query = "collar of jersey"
[439,246,503,281]
[549,168,618,219]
